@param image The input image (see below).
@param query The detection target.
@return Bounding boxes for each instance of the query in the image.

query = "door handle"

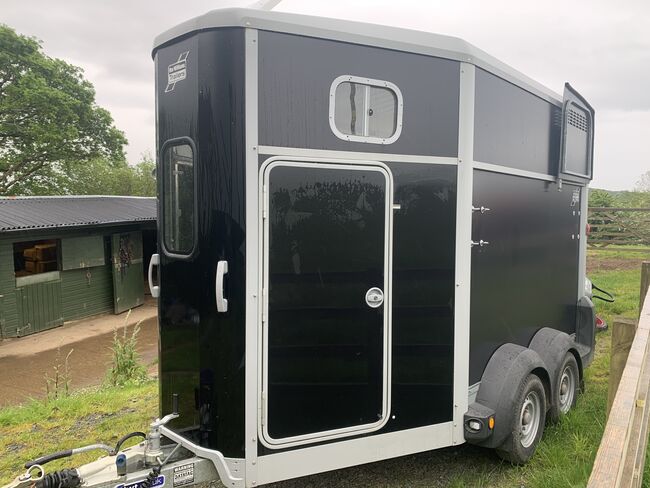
[148,253,160,298]
[216,260,228,313]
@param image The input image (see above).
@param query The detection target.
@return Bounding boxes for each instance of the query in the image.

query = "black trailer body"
[151,8,595,486]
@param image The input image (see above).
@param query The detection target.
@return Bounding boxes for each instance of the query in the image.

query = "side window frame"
[328,75,404,145]
[159,136,198,259]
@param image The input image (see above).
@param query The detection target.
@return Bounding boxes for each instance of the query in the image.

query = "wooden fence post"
[605,262,650,416]
[641,262,650,317]
[608,318,639,416]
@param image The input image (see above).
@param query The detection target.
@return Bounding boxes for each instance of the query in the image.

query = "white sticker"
[173,463,195,487]
[571,189,580,207]
[166,51,189,93]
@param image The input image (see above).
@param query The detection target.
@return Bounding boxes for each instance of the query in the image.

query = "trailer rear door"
[261,160,393,448]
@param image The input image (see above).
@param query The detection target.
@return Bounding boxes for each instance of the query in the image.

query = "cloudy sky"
[2,0,649,190]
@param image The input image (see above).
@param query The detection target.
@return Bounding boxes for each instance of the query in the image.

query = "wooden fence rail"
[588,208,650,248]
[589,262,650,487]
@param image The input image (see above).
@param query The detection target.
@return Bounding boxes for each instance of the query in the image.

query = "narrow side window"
[329,75,403,144]
[162,142,194,254]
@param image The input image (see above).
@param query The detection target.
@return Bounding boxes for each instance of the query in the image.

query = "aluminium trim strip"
[244,27,260,488]
[473,161,557,183]
[577,187,588,299]
[256,421,454,485]
[453,62,474,445]
[257,145,458,165]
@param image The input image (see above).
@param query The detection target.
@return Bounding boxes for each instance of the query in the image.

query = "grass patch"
[0,382,157,483]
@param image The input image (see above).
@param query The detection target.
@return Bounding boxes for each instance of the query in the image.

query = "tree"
[61,153,156,197]
[636,170,650,193]
[588,188,615,207]
[0,25,127,195]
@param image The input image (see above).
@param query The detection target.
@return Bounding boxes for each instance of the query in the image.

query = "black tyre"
[496,374,547,465]
[549,353,579,422]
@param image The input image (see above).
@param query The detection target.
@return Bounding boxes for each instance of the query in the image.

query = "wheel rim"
[558,364,576,414]
[519,390,541,448]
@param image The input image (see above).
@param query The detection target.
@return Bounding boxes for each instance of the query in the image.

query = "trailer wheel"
[496,374,546,464]
[549,353,579,421]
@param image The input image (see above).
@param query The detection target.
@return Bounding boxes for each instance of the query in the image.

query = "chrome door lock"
[471,240,490,247]
[365,287,384,308]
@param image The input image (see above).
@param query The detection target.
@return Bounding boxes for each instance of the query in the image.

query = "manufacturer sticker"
[173,463,195,487]
[166,51,189,93]
[115,475,164,488]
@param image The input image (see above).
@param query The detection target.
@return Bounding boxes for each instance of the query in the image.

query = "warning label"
[173,463,195,487]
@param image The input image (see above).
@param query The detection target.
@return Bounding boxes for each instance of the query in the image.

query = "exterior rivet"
[252,437,256,442]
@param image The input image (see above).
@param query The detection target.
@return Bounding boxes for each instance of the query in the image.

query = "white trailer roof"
[153,8,562,105]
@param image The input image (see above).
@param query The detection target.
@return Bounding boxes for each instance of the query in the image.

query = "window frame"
[328,75,404,145]
[159,137,198,259]
[13,238,62,286]
[559,100,594,181]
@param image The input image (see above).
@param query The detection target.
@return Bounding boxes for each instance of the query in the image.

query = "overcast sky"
[2,0,649,190]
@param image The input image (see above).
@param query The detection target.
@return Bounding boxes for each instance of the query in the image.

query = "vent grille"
[568,108,589,132]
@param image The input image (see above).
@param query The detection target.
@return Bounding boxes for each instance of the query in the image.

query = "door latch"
[471,240,490,247]
[472,205,491,214]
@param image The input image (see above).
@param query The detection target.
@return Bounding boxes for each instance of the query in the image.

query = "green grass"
[0,382,157,483]
[0,247,647,487]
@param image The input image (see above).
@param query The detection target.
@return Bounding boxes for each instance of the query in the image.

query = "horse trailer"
[5,7,597,488]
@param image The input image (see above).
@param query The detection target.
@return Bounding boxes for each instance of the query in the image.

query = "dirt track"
[0,300,158,406]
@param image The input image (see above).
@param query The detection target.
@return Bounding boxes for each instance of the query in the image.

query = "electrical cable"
[591,282,615,303]
[111,431,147,455]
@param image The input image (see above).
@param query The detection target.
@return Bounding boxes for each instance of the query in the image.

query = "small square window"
[329,75,403,144]
[14,240,60,277]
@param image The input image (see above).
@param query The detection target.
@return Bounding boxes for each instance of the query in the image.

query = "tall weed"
[106,312,147,387]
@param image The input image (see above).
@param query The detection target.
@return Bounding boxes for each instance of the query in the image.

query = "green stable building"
[0,196,157,338]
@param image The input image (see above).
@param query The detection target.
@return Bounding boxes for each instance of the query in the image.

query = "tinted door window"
[162,143,194,254]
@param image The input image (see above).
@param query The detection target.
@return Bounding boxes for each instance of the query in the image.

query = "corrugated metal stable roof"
[0,196,156,233]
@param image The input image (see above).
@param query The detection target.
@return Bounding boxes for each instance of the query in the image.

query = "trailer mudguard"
[528,327,584,409]
[575,296,596,367]
[464,343,549,448]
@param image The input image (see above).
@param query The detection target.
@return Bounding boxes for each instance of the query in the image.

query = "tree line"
[0,24,154,197]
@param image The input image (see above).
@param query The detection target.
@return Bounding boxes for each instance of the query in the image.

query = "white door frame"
[258,157,394,449]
